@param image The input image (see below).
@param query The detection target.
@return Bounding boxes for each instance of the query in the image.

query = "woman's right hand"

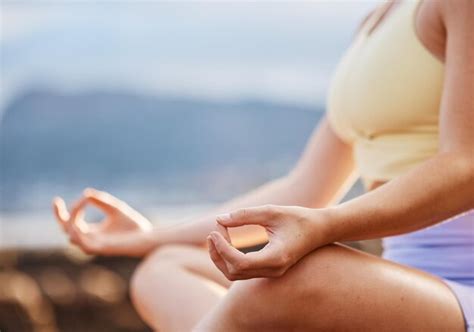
[52,188,155,257]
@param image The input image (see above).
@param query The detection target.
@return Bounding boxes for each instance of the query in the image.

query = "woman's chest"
[328,1,445,139]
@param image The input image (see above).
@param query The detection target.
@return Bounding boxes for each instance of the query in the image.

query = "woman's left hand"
[207,205,329,280]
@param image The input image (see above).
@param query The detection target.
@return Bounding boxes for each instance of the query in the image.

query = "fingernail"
[216,213,231,222]
[210,232,218,241]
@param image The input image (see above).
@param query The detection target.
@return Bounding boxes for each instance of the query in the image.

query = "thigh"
[202,243,465,332]
[145,244,232,288]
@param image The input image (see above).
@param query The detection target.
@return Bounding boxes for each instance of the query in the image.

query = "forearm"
[322,152,474,244]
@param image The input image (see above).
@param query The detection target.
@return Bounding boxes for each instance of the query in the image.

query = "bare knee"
[212,244,354,330]
[239,244,352,297]
[129,245,193,311]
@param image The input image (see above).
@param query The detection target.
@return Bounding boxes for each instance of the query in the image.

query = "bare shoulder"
[416,0,474,61]
[438,0,474,58]
[438,0,474,31]
[439,0,474,18]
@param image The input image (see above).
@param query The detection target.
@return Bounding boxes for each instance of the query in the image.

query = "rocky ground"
[0,240,381,332]
[0,248,150,332]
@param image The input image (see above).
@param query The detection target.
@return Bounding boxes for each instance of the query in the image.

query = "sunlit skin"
[53,1,473,331]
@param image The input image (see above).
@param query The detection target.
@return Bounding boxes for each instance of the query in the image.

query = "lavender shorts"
[444,280,474,332]
[383,209,474,331]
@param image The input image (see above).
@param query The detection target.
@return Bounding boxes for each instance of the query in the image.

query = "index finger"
[211,231,283,271]
[216,223,231,243]
[210,231,246,267]
[68,196,90,232]
[207,236,231,277]
[83,188,120,214]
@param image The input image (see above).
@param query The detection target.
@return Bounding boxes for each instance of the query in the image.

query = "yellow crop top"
[327,0,444,189]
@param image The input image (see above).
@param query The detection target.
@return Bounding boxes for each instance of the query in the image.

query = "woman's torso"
[327,0,474,285]
[327,0,444,189]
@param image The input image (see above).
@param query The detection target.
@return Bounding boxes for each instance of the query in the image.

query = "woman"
[53,0,473,330]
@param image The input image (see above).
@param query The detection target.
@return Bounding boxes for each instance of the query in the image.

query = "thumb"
[216,205,277,228]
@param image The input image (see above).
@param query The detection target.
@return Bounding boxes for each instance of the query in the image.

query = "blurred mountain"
[0,89,323,212]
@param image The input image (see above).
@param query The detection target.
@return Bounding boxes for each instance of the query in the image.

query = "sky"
[0,0,379,113]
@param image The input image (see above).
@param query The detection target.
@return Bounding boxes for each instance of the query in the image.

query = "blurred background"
[1,1,379,331]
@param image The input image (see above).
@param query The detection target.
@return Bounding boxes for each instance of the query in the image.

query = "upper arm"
[438,0,474,154]
[289,116,357,207]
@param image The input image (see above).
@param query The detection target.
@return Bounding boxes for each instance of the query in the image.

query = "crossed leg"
[195,243,465,332]
[130,245,231,331]
[130,244,465,332]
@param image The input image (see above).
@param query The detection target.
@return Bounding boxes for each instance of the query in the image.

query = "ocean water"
[0,90,323,214]
[0,90,365,247]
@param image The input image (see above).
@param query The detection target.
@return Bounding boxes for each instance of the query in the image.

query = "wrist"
[307,207,341,247]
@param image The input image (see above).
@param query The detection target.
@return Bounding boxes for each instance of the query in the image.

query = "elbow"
[460,156,474,208]
[455,153,474,185]
[465,156,474,198]
[445,151,474,205]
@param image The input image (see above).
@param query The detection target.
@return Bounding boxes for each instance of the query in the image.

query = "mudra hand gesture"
[207,205,327,280]
[52,188,153,256]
